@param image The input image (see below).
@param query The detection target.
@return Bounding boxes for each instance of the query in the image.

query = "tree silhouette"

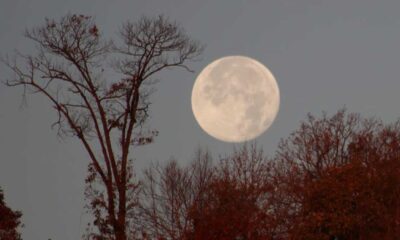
[0,188,22,240]
[3,14,202,240]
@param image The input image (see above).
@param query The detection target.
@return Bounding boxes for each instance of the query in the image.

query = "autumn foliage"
[183,146,273,240]
[0,188,22,240]
[135,110,400,240]
[272,110,400,239]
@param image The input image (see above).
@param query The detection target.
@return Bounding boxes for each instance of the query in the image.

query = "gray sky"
[1,0,400,239]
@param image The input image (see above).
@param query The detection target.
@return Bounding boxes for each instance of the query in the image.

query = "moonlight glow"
[191,56,280,142]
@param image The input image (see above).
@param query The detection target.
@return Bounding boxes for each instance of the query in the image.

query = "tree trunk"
[115,228,126,240]
[114,211,127,240]
[116,184,127,240]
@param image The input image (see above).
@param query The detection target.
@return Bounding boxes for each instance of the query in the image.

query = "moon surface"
[191,56,280,142]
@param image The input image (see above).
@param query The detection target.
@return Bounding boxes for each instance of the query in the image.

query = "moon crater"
[192,56,280,142]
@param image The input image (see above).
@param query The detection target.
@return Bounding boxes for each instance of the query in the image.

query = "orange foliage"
[273,109,400,240]
[175,110,400,240]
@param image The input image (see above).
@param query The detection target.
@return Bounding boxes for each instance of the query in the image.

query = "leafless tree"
[139,144,277,240]
[3,14,202,240]
[139,150,213,240]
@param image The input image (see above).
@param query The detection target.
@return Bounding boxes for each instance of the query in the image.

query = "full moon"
[191,56,280,142]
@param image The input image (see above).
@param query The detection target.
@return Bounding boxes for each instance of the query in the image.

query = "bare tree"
[139,150,214,240]
[139,144,277,240]
[3,14,202,240]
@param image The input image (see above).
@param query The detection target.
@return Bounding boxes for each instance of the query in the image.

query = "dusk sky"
[2,0,400,239]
